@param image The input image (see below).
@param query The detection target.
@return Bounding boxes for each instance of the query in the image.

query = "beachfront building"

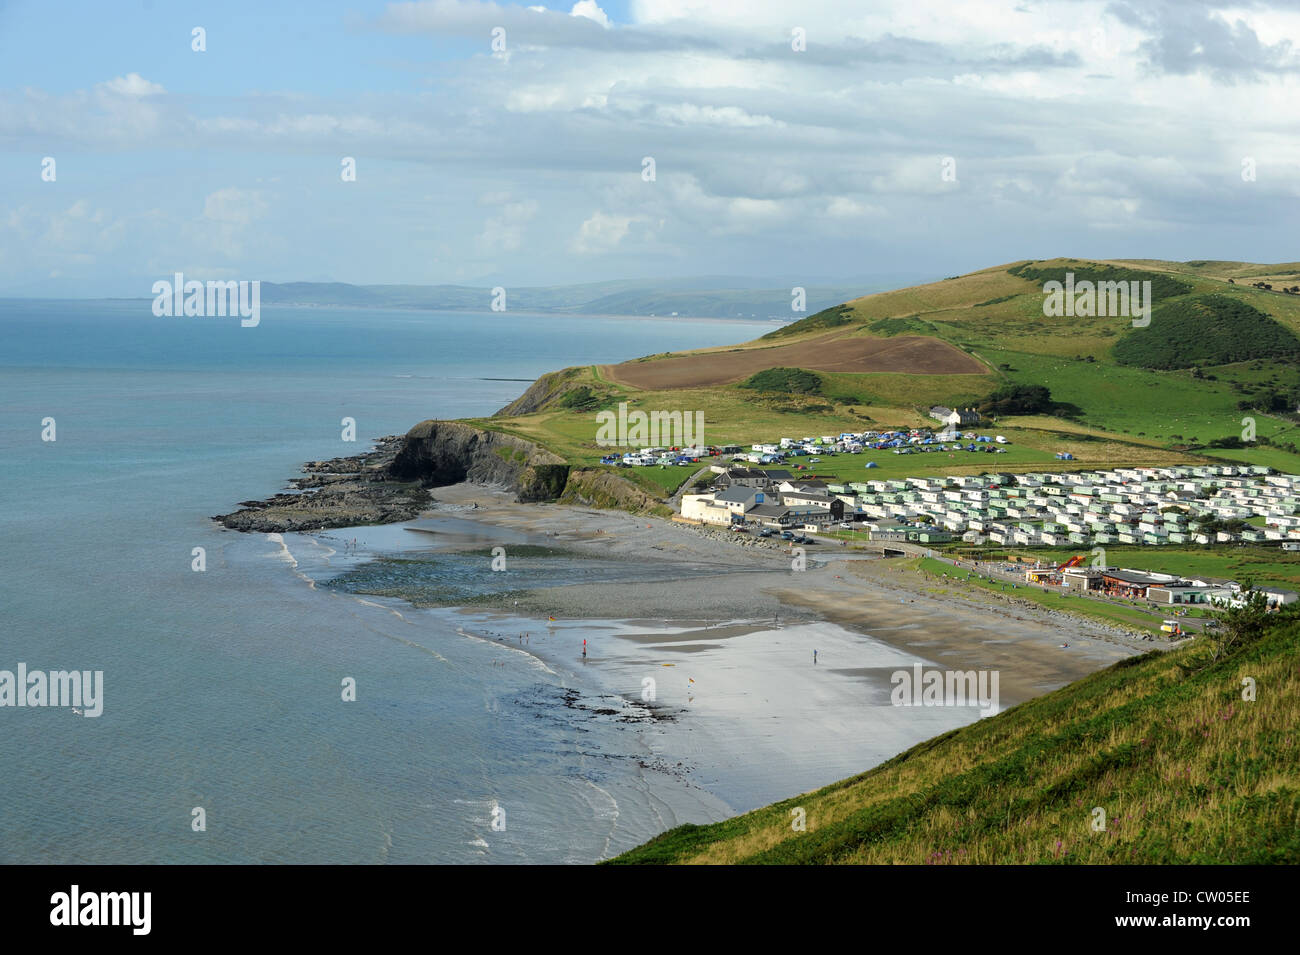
[744,502,842,528]
[680,494,736,525]
[1147,584,1232,606]
[1211,586,1300,610]
[779,489,846,521]
[1098,570,1182,599]
[746,503,794,528]
[712,485,768,516]
[1259,587,1299,607]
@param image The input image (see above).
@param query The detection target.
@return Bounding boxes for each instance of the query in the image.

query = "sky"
[1,0,1299,296]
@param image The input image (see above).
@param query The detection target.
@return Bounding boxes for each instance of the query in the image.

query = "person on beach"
[813,649,818,664]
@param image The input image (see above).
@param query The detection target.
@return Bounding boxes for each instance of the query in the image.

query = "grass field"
[609,610,1300,864]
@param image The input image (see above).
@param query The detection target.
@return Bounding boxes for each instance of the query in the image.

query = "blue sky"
[2,0,1299,295]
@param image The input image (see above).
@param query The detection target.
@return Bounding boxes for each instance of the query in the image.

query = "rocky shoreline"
[213,435,432,532]
[213,415,665,532]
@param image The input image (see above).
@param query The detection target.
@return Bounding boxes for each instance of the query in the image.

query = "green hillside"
[755,258,1300,467]
[477,257,1300,500]
[609,603,1300,865]
[1114,295,1300,369]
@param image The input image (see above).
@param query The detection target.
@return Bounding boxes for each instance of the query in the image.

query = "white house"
[680,495,733,525]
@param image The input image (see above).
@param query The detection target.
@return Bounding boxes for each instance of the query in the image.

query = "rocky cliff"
[493,369,574,417]
[558,467,663,512]
[216,419,659,533]
[388,420,571,502]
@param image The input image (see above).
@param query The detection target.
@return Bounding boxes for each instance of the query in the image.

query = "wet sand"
[303,482,1149,816]
[423,482,1144,706]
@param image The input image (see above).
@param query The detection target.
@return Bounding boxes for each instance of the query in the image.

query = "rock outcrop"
[216,418,663,533]
[558,467,661,512]
[213,436,429,532]
[389,419,571,502]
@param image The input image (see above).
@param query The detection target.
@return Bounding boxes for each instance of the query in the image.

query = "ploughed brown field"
[601,332,989,390]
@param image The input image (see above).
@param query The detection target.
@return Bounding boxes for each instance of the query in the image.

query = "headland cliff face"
[388,420,569,502]
[216,418,659,532]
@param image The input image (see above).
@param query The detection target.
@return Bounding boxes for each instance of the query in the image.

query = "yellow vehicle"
[1160,619,1182,635]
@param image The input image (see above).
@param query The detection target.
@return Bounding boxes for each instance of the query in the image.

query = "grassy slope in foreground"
[609,613,1300,864]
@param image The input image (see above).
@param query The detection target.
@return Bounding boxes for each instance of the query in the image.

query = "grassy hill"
[469,257,1300,501]
[608,605,1300,865]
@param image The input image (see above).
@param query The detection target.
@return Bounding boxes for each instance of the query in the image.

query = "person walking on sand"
[813,649,818,665]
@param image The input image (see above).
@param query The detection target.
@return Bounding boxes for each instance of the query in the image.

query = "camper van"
[1160,619,1183,635]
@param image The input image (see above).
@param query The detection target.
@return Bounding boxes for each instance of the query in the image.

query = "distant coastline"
[1,297,795,324]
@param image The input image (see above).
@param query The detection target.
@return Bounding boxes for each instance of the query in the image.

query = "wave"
[454,626,557,676]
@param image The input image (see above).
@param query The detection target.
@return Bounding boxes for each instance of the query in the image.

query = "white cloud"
[571,211,636,254]
[570,1,611,28]
[478,198,539,252]
[97,73,165,97]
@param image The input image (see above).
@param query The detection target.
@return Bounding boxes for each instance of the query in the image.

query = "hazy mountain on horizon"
[0,273,934,319]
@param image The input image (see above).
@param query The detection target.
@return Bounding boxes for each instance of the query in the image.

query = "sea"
[0,299,776,863]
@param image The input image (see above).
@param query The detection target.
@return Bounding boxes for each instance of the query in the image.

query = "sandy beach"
[419,484,1144,685]
[292,482,1146,820]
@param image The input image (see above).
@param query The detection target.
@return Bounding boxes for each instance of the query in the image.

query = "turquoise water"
[0,300,768,863]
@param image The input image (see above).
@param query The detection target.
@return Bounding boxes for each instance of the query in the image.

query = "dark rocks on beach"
[213,435,432,532]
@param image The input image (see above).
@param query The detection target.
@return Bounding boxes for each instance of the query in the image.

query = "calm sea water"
[0,299,771,863]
